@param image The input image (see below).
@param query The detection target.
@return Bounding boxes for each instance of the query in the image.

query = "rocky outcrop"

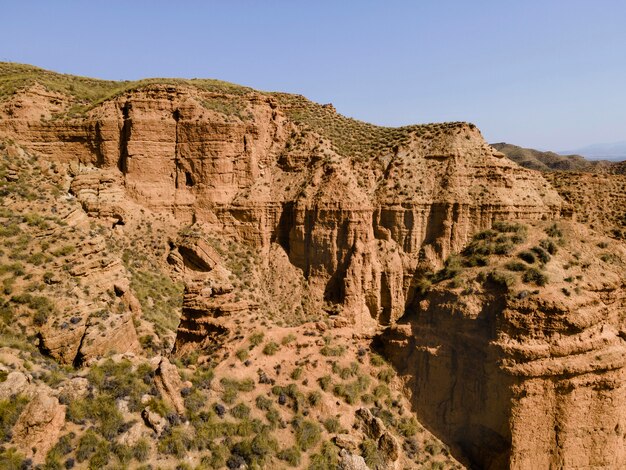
[35,213,141,365]
[380,222,626,469]
[11,391,66,464]
[168,234,257,355]
[154,356,185,415]
[0,81,561,334]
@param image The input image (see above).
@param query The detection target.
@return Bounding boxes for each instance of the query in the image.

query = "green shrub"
[281,333,296,345]
[396,416,420,437]
[545,223,563,238]
[263,341,280,356]
[320,342,346,357]
[158,427,193,458]
[235,348,249,362]
[231,402,251,420]
[132,438,150,462]
[505,261,527,272]
[531,246,551,264]
[333,375,371,404]
[518,251,536,264]
[220,377,255,404]
[377,368,395,383]
[293,418,321,451]
[277,446,301,467]
[492,221,527,235]
[307,391,322,407]
[523,268,549,286]
[370,354,385,367]
[255,395,273,411]
[318,375,332,391]
[0,395,28,442]
[76,430,100,462]
[11,293,55,326]
[323,417,341,433]
[484,271,514,289]
[191,366,214,389]
[433,255,463,281]
[0,448,26,470]
[540,239,558,254]
[290,367,303,380]
[361,438,386,468]
[308,441,339,469]
[249,331,264,347]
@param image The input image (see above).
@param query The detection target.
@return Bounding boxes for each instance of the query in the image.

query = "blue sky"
[2,1,625,150]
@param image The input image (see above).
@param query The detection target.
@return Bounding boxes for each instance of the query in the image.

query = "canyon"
[0,63,624,469]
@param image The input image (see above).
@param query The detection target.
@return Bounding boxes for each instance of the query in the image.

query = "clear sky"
[2,1,625,150]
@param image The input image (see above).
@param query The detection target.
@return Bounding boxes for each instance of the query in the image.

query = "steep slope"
[0,64,562,335]
[5,63,626,470]
[380,220,626,469]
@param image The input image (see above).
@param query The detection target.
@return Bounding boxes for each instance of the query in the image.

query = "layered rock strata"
[0,83,561,330]
[380,223,626,469]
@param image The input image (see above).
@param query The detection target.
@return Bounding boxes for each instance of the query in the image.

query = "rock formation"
[4,64,626,469]
[0,74,562,334]
[380,221,626,469]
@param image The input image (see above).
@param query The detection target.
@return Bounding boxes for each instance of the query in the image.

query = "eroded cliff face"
[380,221,626,469]
[0,83,561,331]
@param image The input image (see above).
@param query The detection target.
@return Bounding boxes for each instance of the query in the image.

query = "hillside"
[0,63,624,469]
[491,142,619,172]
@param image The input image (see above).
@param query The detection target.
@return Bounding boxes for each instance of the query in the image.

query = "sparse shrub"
[235,348,249,362]
[263,341,280,356]
[505,261,526,272]
[531,246,551,264]
[523,268,548,286]
[231,402,251,420]
[361,439,386,468]
[249,331,264,347]
[292,417,321,451]
[540,239,558,254]
[323,417,341,433]
[0,395,28,442]
[518,251,536,264]
[291,367,303,380]
[277,446,301,467]
[396,416,420,437]
[545,223,563,238]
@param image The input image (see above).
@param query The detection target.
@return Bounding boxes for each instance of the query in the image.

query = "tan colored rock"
[0,371,32,399]
[142,407,167,435]
[154,357,185,415]
[356,408,385,440]
[11,390,66,464]
[381,221,626,469]
[378,432,400,462]
[339,449,370,470]
[333,433,361,451]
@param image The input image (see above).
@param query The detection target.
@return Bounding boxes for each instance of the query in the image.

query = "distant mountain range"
[491,142,626,174]
[558,141,626,161]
